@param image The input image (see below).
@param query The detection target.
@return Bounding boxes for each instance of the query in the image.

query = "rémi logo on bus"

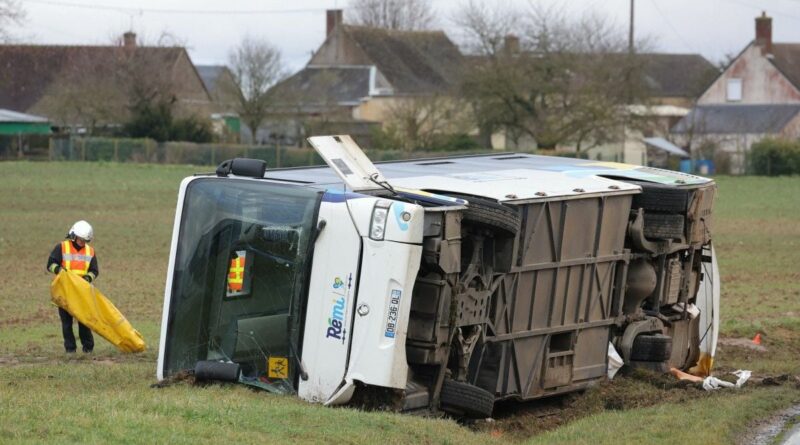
[326,297,346,342]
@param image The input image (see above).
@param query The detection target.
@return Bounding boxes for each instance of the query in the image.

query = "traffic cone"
[752,333,762,345]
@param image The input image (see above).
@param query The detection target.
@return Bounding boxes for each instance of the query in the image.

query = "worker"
[46,220,98,354]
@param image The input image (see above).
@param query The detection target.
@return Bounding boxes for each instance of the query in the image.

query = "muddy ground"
[467,336,800,442]
[737,404,800,445]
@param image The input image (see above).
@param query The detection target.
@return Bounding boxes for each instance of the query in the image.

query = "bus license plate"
[384,289,401,338]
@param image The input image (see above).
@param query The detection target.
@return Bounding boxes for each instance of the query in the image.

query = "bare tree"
[347,0,435,30]
[456,2,649,151]
[381,95,472,151]
[37,33,180,134]
[228,36,286,143]
[453,0,519,56]
[39,31,202,139]
[36,49,127,133]
[0,0,24,41]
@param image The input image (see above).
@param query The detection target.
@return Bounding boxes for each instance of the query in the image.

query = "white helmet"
[68,220,94,242]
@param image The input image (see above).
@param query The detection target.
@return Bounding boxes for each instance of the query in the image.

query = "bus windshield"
[162,178,321,393]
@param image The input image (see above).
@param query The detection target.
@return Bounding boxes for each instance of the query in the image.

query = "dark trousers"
[58,308,94,352]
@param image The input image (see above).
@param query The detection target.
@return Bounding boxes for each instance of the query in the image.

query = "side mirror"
[216,158,267,178]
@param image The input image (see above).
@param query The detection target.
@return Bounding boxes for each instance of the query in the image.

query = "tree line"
[233,0,652,151]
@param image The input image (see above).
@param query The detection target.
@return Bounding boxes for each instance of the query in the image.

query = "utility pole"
[628,0,635,53]
[624,0,635,163]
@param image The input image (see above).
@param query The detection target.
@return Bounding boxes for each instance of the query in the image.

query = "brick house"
[0,33,216,134]
[673,12,800,173]
[266,9,466,147]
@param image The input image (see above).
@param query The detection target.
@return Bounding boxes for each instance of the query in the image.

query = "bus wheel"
[439,379,494,419]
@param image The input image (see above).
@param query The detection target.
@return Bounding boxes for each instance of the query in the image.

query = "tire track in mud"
[477,370,800,442]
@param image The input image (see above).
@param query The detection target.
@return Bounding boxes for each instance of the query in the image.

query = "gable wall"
[172,51,214,117]
[211,69,242,111]
[309,30,372,66]
[698,45,800,104]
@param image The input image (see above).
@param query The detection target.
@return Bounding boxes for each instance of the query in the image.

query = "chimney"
[755,11,772,54]
[327,9,343,36]
[504,34,520,55]
[123,31,136,49]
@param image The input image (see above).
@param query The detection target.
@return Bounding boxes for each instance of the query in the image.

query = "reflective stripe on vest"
[228,256,245,291]
[61,240,94,277]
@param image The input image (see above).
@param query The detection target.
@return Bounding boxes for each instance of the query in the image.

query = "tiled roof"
[341,26,464,94]
[672,104,800,134]
[196,65,230,95]
[638,53,718,98]
[463,51,716,99]
[0,45,185,112]
[271,66,371,110]
[771,43,800,90]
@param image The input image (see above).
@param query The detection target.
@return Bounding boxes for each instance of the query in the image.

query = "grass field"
[711,176,800,375]
[0,162,798,444]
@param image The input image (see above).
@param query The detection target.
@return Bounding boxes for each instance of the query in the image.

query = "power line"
[23,0,329,16]
[647,0,697,53]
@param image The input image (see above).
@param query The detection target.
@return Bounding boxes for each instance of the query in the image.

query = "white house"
[672,12,800,174]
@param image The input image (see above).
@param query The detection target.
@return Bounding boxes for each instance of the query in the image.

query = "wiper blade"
[288,337,309,381]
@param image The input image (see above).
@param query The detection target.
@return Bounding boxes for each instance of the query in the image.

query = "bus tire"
[630,334,673,362]
[451,194,521,235]
[440,379,495,419]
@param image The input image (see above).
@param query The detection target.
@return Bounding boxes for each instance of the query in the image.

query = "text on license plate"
[384,289,401,338]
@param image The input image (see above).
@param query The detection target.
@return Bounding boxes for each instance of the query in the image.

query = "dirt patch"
[149,370,196,388]
[0,353,152,367]
[472,368,711,441]
[0,356,20,366]
[719,337,768,352]
[347,384,405,412]
[0,307,56,327]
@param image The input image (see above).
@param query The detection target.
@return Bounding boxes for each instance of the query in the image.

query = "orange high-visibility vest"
[61,240,94,277]
[228,256,245,292]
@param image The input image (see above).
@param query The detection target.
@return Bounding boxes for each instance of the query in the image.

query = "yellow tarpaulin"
[50,271,146,353]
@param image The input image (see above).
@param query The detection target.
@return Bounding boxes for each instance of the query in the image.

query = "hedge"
[750,138,800,176]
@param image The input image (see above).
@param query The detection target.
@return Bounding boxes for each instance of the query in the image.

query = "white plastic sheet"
[702,370,751,391]
[608,342,624,379]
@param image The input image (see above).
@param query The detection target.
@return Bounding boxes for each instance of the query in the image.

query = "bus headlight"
[370,200,392,240]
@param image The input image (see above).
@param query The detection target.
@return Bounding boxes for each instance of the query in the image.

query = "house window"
[727,78,742,102]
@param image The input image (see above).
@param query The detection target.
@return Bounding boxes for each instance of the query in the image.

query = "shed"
[0,109,52,159]
[0,109,51,135]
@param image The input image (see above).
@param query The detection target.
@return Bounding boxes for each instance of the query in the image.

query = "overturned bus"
[157,135,719,418]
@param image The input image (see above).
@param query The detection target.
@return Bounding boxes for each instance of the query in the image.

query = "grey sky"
[10,0,800,70]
